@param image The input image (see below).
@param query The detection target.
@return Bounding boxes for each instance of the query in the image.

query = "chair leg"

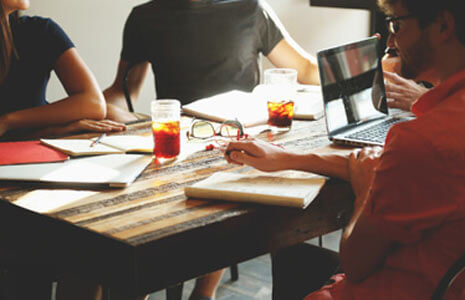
[166,282,183,300]
[0,268,9,300]
[102,286,111,300]
[230,264,239,282]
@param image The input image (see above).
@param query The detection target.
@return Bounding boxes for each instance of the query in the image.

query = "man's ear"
[437,10,456,42]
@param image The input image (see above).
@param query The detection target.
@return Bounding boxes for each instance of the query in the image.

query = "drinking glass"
[264,68,297,131]
[151,99,181,159]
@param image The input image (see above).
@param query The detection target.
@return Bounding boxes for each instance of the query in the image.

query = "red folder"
[0,140,69,166]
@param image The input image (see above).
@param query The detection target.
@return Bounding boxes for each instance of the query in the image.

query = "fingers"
[225,139,261,158]
[383,71,407,84]
[227,149,255,166]
[350,147,382,162]
[224,140,257,165]
[384,81,409,94]
[387,98,409,111]
[93,120,127,131]
[79,119,127,133]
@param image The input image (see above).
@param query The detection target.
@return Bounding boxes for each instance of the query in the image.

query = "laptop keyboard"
[345,118,404,144]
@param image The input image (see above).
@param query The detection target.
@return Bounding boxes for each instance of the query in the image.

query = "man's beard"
[399,31,433,80]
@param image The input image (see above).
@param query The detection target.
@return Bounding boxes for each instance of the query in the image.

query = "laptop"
[317,36,412,147]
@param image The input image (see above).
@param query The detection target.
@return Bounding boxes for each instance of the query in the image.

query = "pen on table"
[90,133,106,147]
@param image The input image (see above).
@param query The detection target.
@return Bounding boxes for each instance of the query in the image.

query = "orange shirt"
[306,69,465,300]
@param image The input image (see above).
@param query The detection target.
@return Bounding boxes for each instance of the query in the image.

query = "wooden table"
[0,119,354,299]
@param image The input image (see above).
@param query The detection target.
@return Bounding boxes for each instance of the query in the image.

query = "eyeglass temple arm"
[123,62,136,113]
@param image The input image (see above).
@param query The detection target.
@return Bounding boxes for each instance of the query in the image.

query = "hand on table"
[35,119,127,138]
[348,147,383,202]
[224,138,290,172]
[384,71,430,112]
[61,119,127,134]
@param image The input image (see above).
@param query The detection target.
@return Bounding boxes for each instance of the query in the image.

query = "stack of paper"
[185,170,326,209]
[182,86,324,128]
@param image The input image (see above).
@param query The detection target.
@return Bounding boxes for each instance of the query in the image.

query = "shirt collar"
[412,69,465,116]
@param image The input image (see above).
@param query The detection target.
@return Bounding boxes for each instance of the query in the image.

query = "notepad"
[0,140,69,166]
[41,135,154,156]
[182,90,269,127]
[253,84,324,120]
[182,87,323,128]
[184,170,326,209]
[0,154,152,188]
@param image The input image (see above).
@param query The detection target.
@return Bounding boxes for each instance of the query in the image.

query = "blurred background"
[27,0,369,115]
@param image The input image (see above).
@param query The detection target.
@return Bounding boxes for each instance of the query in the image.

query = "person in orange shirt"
[224,0,465,299]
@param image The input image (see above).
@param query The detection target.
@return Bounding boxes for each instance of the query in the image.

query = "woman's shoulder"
[15,16,61,33]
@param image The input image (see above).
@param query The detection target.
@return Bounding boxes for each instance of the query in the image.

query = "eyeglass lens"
[191,121,215,138]
[219,124,241,137]
[191,121,241,139]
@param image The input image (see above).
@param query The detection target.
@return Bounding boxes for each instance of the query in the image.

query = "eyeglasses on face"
[385,14,415,35]
[186,119,244,140]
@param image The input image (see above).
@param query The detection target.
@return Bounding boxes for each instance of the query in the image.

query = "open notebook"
[0,154,152,188]
[41,135,154,156]
[182,86,323,128]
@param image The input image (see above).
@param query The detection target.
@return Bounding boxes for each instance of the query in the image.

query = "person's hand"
[224,138,290,172]
[60,119,127,135]
[381,52,401,74]
[348,147,383,202]
[384,71,430,111]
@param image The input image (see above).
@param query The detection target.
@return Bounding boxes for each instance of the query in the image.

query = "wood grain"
[0,119,354,297]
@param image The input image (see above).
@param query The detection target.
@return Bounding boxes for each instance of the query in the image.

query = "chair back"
[431,252,465,300]
[123,63,136,113]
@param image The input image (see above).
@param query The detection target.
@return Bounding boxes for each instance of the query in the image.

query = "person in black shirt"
[0,0,125,139]
[102,1,320,299]
[104,0,320,123]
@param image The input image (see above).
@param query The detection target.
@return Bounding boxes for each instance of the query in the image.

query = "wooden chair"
[431,252,465,300]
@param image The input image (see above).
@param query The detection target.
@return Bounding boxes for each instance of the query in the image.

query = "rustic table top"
[0,118,354,298]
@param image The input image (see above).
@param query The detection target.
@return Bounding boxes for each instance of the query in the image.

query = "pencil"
[90,133,106,148]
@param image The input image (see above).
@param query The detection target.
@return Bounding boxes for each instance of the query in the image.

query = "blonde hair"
[0,3,18,84]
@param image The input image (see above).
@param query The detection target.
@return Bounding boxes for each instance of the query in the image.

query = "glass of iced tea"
[267,100,294,128]
[264,68,297,131]
[151,99,181,159]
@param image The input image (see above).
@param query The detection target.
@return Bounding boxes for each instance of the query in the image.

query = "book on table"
[40,135,154,156]
[0,140,69,166]
[0,154,152,188]
[181,86,324,128]
[184,170,326,209]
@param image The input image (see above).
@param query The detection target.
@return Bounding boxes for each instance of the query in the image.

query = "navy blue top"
[0,16,74,116]
[121,0,283,105]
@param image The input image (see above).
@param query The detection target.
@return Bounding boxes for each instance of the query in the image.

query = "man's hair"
[378,0,465,46]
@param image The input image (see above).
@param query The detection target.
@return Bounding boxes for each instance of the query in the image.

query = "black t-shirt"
[0,16,74,116]
[121,0,283,105]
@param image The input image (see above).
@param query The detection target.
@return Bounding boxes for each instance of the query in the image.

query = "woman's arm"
[0,48,107,134]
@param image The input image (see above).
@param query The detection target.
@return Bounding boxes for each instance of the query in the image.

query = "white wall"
[27,0,369,115]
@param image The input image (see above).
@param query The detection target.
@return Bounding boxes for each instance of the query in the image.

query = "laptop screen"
[317,37,388,135]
